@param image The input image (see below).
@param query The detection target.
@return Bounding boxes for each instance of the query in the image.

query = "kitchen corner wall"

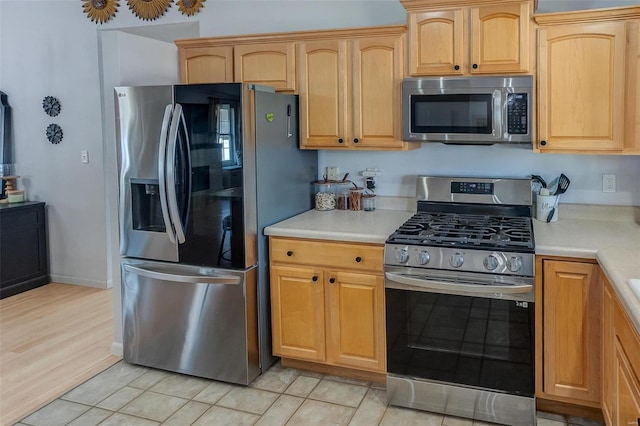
[320,146,640,206]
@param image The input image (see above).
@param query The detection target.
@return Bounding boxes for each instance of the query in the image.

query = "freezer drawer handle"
[124,264,241,285]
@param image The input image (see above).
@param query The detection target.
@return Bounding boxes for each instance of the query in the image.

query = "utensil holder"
[536,194,558,222]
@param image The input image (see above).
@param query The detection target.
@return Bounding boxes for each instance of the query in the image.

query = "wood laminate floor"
[0,283,121,426]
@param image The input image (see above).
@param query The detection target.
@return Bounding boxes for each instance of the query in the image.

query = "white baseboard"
[49,274,109,289]
[111,342,123,357]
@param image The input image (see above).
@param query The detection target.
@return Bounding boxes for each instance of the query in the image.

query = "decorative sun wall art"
[177,0,205,16]
[82,0,119,24]
[127,0,172,21]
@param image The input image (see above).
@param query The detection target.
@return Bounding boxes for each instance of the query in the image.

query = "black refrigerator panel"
[174,84,246,269]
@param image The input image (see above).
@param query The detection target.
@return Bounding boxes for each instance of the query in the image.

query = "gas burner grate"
[387,212,534,250]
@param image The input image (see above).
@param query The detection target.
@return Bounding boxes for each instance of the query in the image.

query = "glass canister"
[335,180,352,210]
[349,186,364,211]
[363,193,376,211]
[314,180,336,211]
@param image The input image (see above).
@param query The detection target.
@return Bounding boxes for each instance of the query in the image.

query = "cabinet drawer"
[270,238,383,272]
[615,298,640,381]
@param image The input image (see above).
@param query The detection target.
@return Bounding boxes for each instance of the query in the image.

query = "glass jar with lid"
[335,180,351,210]
[314,180,336,211]
[363,193,376,211]
[349,186,364,211]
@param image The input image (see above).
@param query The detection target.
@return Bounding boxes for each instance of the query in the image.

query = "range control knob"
[450,252,464,268]
[416,250,430,265]
[395,247,409,264]
[508,256,523,273]
[483,254,499,271]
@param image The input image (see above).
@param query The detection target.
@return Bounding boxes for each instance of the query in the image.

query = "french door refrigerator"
[114,83,317,385]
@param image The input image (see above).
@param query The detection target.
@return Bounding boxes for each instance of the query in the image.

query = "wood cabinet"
[402,0,533,76]
[0,202,49,299]
[297,31,407,150]
[535,6,640,154]
[178,46,234,84]
[269,237,386,373]
[536,257,601,406]
[602,275,640,426]
[233,42,296,92]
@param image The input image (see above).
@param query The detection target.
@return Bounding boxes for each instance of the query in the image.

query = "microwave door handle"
[124,264,241,285]
[158,104,176,244]
[493,90,503,139]
[384,272,533,295]
[166,103,187,244]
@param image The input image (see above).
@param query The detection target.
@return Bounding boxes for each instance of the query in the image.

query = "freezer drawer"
[121,259,259,385]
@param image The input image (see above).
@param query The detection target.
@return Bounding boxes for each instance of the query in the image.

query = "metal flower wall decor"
[82,0,119,24]
[127,0,172,21]
[177,0,205,16]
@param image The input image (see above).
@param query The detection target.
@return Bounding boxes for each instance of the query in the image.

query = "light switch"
[81,150,89,164]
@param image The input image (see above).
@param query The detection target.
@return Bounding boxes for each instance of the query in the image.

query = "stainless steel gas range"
[384,176,536,426]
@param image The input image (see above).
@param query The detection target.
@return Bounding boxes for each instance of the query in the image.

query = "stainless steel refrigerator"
[114,83,317,385]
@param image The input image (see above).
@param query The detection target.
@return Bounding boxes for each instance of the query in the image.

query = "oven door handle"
[384,272,533,295]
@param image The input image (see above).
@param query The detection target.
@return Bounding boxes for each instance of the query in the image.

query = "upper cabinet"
[176,38,295,90]
[534,6,640,155]
[233,42,296,92]
[402,0,533,76]
[178,46,234,84]
[297,29,407,150]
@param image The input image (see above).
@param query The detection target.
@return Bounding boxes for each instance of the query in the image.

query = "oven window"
[386,288,534,397]
[411,94,493,134]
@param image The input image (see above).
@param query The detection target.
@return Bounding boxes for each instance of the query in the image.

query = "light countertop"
[265,204,640,333]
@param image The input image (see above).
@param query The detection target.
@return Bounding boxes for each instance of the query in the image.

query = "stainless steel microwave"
[402,75,533,145]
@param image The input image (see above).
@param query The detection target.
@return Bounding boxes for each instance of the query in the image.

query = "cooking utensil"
[546,174,570,222]
[547,176,559,195]
[531,174,547,188]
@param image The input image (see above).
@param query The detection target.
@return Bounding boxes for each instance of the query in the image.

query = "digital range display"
[451,182,494,195]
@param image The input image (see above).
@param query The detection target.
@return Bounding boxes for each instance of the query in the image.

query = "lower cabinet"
[603,275,640,425]
[269,237,386,373]
[537,257,601,406]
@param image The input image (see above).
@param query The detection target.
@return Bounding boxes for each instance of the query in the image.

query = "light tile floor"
[15,361,604,426]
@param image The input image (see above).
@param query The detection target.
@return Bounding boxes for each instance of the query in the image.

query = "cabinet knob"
[286,250,293,256]
[540,140,547,146]
[353,138,359,144]
[355,256,362,263]
[312,275,318,282]
[454,65,460,71]
[329,277,336,284]
[472,64,478,69]
[338,138,344,143]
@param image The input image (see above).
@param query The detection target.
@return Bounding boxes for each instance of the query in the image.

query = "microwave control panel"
[507,93,528,135]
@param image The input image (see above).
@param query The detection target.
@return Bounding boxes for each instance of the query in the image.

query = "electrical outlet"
[326,166,339,181]
[603,174,616,193]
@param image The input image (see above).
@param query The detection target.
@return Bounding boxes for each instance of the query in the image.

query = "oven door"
[384,266,534,397]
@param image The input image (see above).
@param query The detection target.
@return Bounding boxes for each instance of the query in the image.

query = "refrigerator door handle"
[124,264,242,285]
[166,103,187,244]
[158,104,176,244]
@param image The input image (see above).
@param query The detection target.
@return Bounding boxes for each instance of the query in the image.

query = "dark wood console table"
[0,201,49,298]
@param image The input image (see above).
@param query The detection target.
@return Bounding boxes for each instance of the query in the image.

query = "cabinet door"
[616,341,640,426]
[297,40,348,149]
[233,42,296,92]
[270,265,325,361]
[543,260,601,403]
[326,271,385,372]
[538,22,626,152]
[179,46,234,84]
[469,2,530,74]
[602,278,614,426]
[625,20,640,153]
[350,35,404,149]
[408,9,465,76]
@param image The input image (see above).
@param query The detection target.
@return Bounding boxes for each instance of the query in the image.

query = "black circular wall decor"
[46,124,63,144]
[42,96,61,117]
